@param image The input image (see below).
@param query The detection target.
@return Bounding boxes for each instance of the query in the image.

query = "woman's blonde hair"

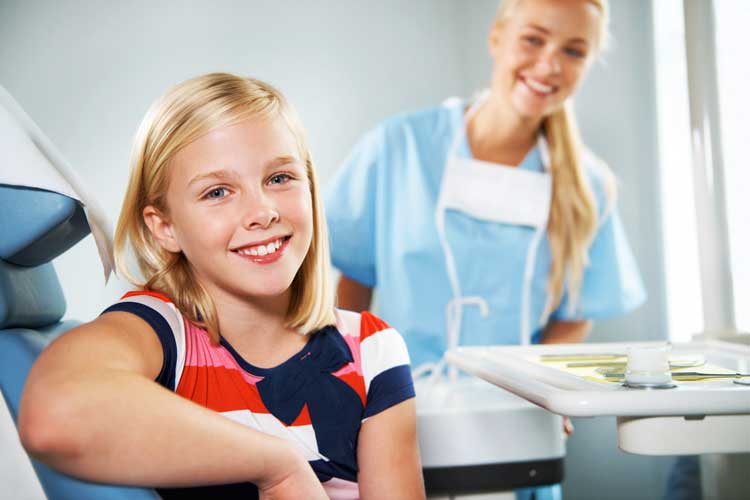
[114,72,336,342]
[495,0,616,319]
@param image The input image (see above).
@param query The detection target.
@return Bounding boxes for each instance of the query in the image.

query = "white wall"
[0,0,668,340]
[1,1,675,499]
[0,0,470,319]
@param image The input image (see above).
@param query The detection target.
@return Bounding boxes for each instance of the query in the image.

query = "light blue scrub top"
[325,100,646,369]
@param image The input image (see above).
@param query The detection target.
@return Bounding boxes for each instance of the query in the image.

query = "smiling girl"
[19,73,425,500]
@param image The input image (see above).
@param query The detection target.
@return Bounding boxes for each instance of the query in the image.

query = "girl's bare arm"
[357,398,425,500]
[18,311,326,497]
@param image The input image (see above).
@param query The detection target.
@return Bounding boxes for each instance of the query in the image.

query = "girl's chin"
[246,284,295,299]
[218,280,295,302]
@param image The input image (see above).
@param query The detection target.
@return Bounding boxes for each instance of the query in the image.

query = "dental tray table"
[445,340,750,455]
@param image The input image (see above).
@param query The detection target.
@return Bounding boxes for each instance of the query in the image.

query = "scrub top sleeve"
[325,126,385,288]
[552,206,647,321]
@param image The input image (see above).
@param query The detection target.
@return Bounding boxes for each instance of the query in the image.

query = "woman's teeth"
[525,78,554,94]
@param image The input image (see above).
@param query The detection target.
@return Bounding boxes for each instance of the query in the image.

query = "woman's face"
[145,116,313,305]
[489,0,601,121]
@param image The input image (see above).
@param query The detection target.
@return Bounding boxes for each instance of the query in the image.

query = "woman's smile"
[520,75,557,97]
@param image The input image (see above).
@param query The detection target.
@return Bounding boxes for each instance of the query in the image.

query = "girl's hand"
[257,446,328,500]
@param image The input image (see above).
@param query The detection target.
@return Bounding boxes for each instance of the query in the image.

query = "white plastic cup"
[625,345,673,386]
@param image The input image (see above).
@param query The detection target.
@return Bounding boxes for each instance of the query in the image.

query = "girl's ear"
[143,205,181,253]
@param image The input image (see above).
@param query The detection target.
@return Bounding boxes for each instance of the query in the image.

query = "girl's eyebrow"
[187,169,240,187]
[187,156,303,187]
[265,154,304,173]
[267,155,299,168]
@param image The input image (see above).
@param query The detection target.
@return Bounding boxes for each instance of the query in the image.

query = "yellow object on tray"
[533,354,744,385]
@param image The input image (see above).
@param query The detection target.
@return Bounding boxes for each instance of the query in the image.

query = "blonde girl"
[20,72,425,500]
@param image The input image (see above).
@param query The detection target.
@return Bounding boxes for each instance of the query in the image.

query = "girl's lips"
[231,235,287,252]
[233,236,291,264]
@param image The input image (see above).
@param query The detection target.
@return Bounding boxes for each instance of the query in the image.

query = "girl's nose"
[242,197,280,230]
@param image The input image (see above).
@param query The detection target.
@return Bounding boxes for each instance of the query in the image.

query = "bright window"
[653,0,749,341]
[715,0,750,333]
[653,0,702,342]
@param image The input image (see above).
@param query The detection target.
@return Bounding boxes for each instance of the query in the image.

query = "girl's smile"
[231,235,291,264]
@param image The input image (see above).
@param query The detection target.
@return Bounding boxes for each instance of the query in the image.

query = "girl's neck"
[208,285,307,368]
[466,91,541,166]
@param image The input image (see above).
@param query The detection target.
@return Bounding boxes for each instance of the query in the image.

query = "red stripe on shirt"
[291,403,312,426]
[176,365,270,414]
[359,311,391,342]
[121,290,173,303]
[337,371,367,406]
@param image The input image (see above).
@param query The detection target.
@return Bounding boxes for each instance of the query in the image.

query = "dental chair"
[0,183,158,500]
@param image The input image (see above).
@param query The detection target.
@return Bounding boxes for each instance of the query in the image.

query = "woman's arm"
[540,319,592,344]
[357,399,425,500]
[336,275,373,312]
[18,312,326,498]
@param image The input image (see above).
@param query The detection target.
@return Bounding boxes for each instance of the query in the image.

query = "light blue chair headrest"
[0,184,89,266]
[0,184,90,329]
[0,90,159,500]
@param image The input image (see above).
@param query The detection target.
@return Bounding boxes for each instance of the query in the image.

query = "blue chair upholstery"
[0,184,158,500]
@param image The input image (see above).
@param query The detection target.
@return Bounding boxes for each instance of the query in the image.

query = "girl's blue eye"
[204,187,227,199]
[269,173,291,185]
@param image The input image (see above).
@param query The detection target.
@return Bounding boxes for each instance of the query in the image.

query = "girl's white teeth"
[239,239,283,257]
[526,78,554,94]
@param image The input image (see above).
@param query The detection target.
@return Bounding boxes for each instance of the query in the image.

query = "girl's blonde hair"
[495,0,616,319]
[114,73,336,342]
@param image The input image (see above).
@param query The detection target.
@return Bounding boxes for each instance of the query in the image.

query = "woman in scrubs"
[327,0,644,366]
[326,1,645,496]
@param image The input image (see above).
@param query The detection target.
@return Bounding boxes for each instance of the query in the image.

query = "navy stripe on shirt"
[102,302,177,390]
[363,364,415,419]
